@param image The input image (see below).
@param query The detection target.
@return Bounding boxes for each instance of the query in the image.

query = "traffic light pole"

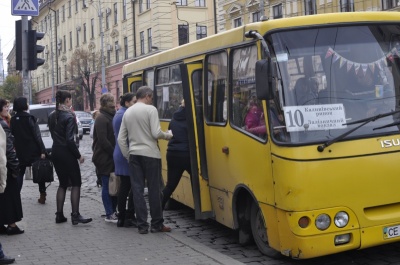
[21,16,31,103]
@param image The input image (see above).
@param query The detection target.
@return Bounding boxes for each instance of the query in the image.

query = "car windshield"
[75,111,91,118]
[265,24,400,145]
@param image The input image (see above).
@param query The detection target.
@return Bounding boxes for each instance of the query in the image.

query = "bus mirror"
[255,59,274,100]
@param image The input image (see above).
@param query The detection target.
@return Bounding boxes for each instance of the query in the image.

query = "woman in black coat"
[10,97,47,203]
[0,98,24,235]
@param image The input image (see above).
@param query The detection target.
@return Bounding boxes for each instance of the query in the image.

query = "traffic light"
[27,30,45,70]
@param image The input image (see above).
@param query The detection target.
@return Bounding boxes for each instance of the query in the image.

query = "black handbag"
[32,158,54,183]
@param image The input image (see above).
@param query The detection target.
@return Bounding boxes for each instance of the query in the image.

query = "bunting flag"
[325,47,399,76]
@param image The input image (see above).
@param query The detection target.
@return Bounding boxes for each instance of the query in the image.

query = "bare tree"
[67,48,103,111]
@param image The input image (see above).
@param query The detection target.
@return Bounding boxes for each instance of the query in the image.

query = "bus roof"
[122,11,400,76]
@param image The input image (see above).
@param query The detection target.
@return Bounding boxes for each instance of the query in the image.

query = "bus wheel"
[250,202,281,258]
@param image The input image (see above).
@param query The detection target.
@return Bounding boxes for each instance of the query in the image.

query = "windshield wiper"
[373,120,400,130]
[317,109,400,152]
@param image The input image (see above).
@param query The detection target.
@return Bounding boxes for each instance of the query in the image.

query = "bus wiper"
[373,120,400,130]
[317,109,400,152]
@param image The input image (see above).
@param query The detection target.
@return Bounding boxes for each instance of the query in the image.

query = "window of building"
[340,0,354,11]
[82,0,87,8]
[273,4,283,19]
[155,65,183,119]
[205,51,228,123]
[62,6,65,22]
[58,67,61,83]
[56,9,60,26]
[42,74,45,88]
[69,31,72,50]
[139,0,143,13]
[195,0,205,7]
[68,1,71,17]
[115,41,119,63]
[91,18,94,39]
[83,23,87,43]
[304,0,317,15]
[114,3,118,25]
[147,28,152,53]
[116,80,120,99]
[233,17,242,28]
[64,65,67,81]
[76,28,80,46]
[63,35,66,52]
[146,0,150,9]
[176,0,187,5]
[124,37,128,59]
[140,31,145,54]
[107,50,111,66]
[382,0,396,9]
[196,25,207,40]
[252,11,260,22]
[106,12,110,30]
[75,0,78,12]
[123,0,127,20]
[178,25,188,45]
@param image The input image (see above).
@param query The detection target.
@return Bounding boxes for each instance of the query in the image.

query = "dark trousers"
[18,165,46,193]
[117,175,135,219]
[162,151,191,209]
[129,155,163,230]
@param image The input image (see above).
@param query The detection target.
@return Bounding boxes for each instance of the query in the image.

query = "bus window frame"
[204,50,228,126]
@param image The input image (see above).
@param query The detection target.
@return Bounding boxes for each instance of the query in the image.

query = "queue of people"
[0,85,192,243]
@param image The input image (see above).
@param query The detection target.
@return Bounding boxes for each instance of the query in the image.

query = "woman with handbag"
[0,98,24,235]
[10,97,47,203]
[48,91,92,225]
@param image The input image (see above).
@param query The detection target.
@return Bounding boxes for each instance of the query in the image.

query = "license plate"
[41,131,49,137]
[383,225,400,239]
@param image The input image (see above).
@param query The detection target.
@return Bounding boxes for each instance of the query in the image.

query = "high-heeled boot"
[71,212,93,225]
[38,192,46,204]
[55,212,67,223]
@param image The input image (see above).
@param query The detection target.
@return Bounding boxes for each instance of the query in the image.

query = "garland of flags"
[325,47,399,75]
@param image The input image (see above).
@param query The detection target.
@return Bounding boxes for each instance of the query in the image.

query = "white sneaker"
[105,212,118,223]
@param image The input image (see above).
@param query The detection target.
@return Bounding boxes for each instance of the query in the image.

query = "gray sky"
[0,1,24,74]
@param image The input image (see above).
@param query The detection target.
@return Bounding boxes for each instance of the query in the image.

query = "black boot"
[71,212,92,225]
[117,213,125,228]
[55,212,67,223]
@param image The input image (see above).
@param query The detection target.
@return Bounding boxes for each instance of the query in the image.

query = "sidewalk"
[0,179,244,265]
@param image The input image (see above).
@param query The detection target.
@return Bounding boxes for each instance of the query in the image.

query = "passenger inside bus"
[244,96,266,139]
[293,77,319,105]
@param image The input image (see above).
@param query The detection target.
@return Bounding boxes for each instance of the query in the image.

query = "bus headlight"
[315,214,331,230]
[334,211,349,228]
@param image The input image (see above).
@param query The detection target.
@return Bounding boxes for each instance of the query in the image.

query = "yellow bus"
[122,12,400,259]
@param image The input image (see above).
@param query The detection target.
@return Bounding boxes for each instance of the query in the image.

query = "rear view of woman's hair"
[119,92,135,107]
[55,91,72,109]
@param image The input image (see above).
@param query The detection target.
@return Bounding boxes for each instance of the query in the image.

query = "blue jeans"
[100,175,117,216]
[129,155,164,230]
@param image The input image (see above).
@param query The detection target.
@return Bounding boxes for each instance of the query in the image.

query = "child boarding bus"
[122,12,400,259]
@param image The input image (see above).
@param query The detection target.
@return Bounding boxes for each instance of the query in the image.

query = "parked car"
[74,111,93,134]
[76,116,83,140]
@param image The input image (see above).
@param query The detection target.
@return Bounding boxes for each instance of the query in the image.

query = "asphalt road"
[78,134,400,265]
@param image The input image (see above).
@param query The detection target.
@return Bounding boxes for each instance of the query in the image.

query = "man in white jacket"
[0,126,15,264]
[118,86,172,234]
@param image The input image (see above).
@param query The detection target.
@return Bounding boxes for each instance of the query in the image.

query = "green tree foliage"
[0,75,23,101]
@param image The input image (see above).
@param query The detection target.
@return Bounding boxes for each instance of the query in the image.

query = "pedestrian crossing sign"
[12,0,39,16]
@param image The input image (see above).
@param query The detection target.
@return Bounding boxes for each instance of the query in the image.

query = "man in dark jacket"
[162,100,192,210]
[92,93,117,223]
[10,97,47,203]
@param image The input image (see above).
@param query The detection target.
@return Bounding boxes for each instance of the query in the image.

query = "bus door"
[180,62,213,219]
[124,75,143,94]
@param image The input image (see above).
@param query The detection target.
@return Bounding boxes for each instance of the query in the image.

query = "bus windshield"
[266,24,400,145]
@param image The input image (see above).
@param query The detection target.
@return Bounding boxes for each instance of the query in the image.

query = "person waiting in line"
[162,100,192,210]
[48,91,92,225]
[10,97,47,203]
[0,125,15,264]
[1,100,11,127]
[92,93,118,223]
[90,110,102,187]
[0,98,24,235]
[112,92,137,227]
[118,86,173,234]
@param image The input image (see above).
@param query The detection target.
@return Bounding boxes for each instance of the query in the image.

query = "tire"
[250,202,281,258]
